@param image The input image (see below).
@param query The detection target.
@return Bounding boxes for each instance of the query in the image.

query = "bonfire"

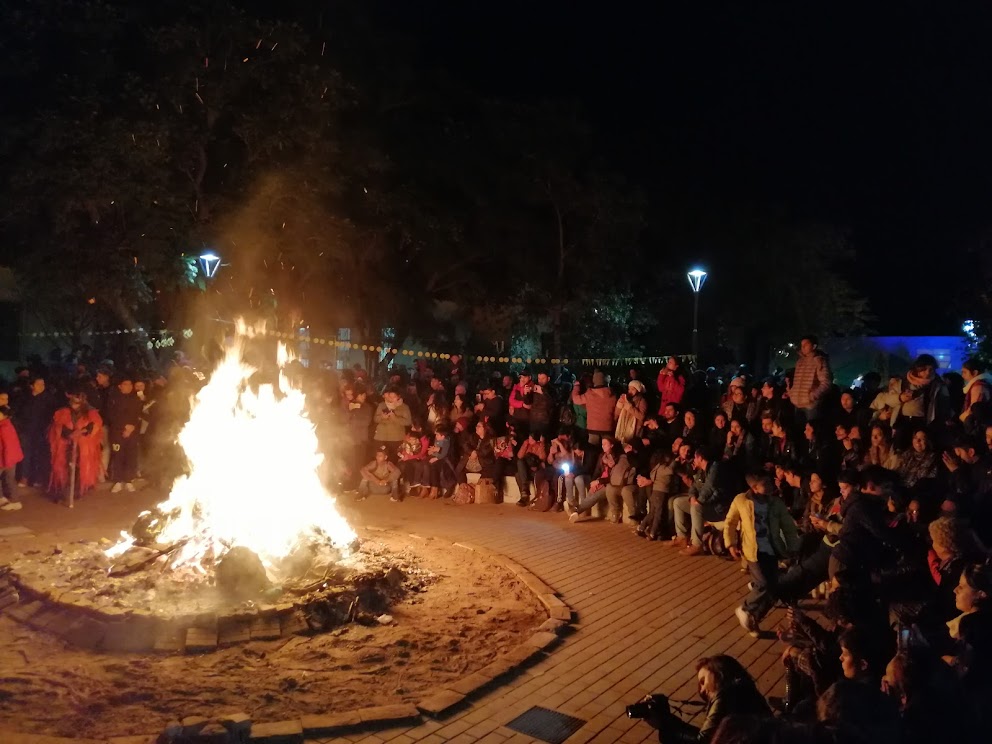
[106,321,356,588]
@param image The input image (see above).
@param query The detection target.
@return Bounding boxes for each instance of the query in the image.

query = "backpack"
[531,478,555,512]
[559,404,577,427]
[452,482,475,505]
[475,478,498,504]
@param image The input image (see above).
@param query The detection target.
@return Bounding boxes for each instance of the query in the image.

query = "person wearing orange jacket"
[48,390,103,503]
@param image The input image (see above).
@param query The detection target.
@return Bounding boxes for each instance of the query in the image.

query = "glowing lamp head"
[686,269,707,293]
[562,462,571,474]
[199,253,221,279]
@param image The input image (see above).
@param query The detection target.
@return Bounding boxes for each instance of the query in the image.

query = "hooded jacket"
[572,385,617,433]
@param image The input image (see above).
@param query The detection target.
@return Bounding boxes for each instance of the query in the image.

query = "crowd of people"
[2,336,990,741]
[0,351,200,509]
[332,338,991,743]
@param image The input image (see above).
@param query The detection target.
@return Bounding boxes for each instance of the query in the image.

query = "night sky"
[378,2,992,334]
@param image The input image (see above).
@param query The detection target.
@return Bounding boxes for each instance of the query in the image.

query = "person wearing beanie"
[615,379,647,443]
[572,371,616,445]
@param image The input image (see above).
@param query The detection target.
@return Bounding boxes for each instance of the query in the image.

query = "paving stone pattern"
[303,498,786,744]
[0,497,785,743]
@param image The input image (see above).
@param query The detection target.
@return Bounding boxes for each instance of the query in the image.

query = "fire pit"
[105,321,357,585]
[0,323,558,740]
[0,530,551,740]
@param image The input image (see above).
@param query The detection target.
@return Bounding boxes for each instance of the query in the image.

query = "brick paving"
[0,488,786,743]
[306,497,787,744]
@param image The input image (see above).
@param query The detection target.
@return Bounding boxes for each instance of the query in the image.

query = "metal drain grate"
[504,706,586,744]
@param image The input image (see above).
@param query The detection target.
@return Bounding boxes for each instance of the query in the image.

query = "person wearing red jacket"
[49,391,103,503]
[656,356,687,414]
[0,397,24,511]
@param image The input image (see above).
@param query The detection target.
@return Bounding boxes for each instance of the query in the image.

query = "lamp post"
[199,253,222,279]
[686,268,707,361]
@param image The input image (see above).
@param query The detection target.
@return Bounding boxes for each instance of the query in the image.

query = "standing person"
[528,371,557,437]
[726,474,800,637]
[106,376,143,493]
[48,391,103,503]
[656,356,686,414]
[15,376,54,489]
[372,388,412,459]
[892,354,951,450]
[571,371,616,445]
[345,387,373,488]
[0,400,24,511]
[959,358,991,426]
[508,371,534,438]
[91,368,114,482]
[615,379,648,443]
[636,450,675,540]
[790,335,833,427]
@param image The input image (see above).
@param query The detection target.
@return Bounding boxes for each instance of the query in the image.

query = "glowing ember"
[107,321,356,579]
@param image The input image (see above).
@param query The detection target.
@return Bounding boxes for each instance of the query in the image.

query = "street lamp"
[686,268,707,360]
[199,253,222,279]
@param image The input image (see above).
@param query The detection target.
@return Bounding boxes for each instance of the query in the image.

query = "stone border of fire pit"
[0,528,574,743]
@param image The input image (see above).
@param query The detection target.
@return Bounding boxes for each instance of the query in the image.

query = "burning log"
[215,546,271,599]
[107,540,190,578]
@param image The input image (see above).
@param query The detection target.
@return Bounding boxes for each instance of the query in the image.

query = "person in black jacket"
[641,655,771,742]
[15,376,56,488]
[105,375,144,492]
[828,478,892,581]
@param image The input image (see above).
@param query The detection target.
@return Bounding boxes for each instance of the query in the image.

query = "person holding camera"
[630,655,770,742]
[373,387,412,460]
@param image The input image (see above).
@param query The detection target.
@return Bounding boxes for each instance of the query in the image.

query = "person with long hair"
[865,423,901,471]
[568,436,620,521]
[945,561,992,697]
[960,358,992,425]
[641,655,771,742]
[898,428,939,491]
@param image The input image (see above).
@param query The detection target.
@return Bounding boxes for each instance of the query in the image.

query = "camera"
[626,693,669,719]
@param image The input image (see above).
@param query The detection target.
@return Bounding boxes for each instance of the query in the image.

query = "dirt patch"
[0,533,546,739]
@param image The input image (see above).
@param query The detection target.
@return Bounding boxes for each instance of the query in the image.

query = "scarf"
[963,372,992,396]
[947,609,977,640]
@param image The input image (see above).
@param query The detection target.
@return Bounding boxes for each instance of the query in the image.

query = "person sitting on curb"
[671,446,730,556]
[357,446,401,502]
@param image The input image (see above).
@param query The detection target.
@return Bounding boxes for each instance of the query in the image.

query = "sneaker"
[17,480,27,488]
[563,501,575,517]
[670,536,688,548]
[124,482,136,493]
[735,606,759,637]
[680,544,705,557]
[0,501,22,511]
[0,497,9,507]
[390,496,400,502]
[568,511,581,523]
[111,482,123,493]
